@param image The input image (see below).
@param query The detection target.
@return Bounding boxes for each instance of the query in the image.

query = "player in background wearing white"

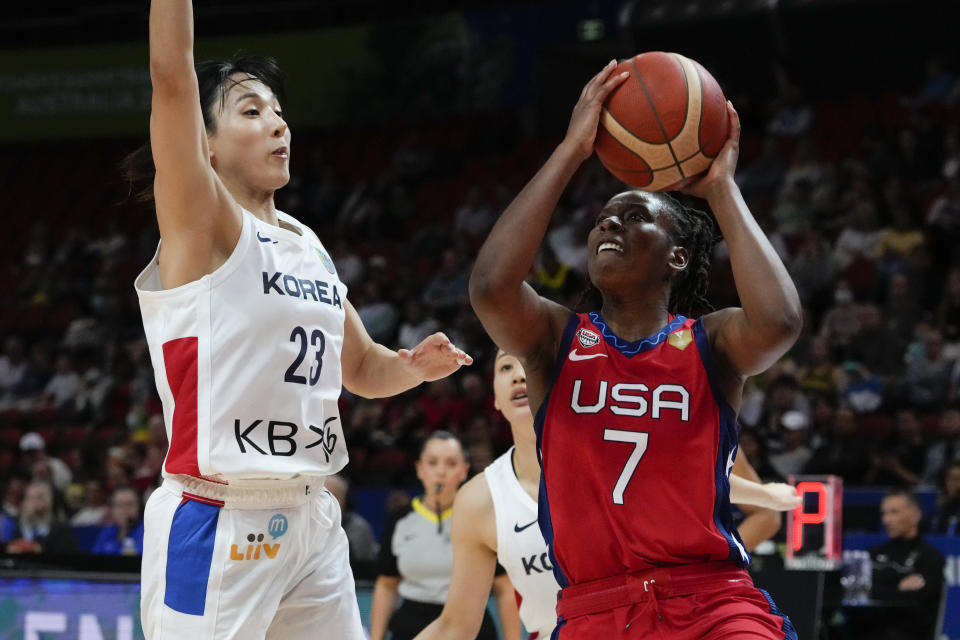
[134,2,471,638]
[414,350,800,640]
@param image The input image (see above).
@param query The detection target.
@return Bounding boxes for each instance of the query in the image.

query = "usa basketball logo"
[577,328,601,349]
[315,248,336,275]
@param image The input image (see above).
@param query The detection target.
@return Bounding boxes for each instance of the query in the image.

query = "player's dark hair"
[121,54,287,203]
[576,191,718,317]
[418,430,467,462]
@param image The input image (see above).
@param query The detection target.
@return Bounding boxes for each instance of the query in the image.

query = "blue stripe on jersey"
[758,588,800,640]
[533,313,580,590]
[588,312,686,357]
[164,498,221,616]
[692,318,751,567]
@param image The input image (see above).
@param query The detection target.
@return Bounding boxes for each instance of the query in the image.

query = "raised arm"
[686,104,802,394]
[469,61,629,366]
[149,0,240,288]
[413,475,504,640]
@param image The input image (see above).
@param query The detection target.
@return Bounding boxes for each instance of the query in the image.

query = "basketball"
[595,52,730,191]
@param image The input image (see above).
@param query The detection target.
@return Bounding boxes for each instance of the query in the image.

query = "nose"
[273,112,287,138]
[598,215,622,232]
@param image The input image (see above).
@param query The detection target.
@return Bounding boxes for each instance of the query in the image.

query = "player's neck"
[223,178,278,224]
[598,297,671,342]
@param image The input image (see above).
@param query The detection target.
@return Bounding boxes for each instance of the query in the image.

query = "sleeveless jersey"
[134,209,349,481]
[536,313,748,588]
[484,449,559,639]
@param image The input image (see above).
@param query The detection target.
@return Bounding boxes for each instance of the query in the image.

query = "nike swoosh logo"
[257,231,278,244]
[568,349,608,361]
[514,520,538,533]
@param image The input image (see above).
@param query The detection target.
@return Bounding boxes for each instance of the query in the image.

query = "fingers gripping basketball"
[595,52,729,191]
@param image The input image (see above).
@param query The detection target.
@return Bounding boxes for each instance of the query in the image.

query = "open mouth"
[511,387,528,405]
[272,146,289,159]
[597,241,623,255]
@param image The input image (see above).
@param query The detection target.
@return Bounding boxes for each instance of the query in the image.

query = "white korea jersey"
[135,209,349,481]
[484,448,560,639]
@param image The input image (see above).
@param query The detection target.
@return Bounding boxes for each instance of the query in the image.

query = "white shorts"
[140,476,364,640]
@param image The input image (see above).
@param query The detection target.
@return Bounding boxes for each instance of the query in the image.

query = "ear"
[669,246,689,273]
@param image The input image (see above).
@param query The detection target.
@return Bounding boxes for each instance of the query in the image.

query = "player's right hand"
[762,482,803,511]
[562,60,629,162]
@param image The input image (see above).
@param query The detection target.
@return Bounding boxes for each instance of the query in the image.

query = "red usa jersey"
[536,312,748,588]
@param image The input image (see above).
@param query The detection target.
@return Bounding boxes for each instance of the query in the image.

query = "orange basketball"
[595,52,730,191]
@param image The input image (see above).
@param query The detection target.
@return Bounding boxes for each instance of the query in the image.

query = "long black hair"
[121,54,287,203]
[577,191,719,318]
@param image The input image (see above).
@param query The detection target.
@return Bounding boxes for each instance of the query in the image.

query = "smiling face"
[586,190,688,299]
[207,75,291,194]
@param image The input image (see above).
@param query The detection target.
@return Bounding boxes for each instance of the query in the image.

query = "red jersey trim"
[162,337,201,477]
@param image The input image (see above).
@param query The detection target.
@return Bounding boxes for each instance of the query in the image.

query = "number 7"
[603,429,649,505]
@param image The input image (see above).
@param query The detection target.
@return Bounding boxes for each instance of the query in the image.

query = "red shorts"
[553,562,797,640]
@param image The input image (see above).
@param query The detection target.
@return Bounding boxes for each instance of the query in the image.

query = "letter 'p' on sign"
[785,475,843,570]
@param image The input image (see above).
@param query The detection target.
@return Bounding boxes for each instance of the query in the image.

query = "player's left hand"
[762,482,803,511]
[399,332,473,382]
[680,100,740,201]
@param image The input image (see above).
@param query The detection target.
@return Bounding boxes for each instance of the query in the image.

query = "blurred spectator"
[397,301,439,351]
[819,281,860,356]
[91,487,144,555]
[833,201,880,297]
[422,249,469,319]
[862,491,945,640]
[5,481,77,555]
[797,337,845,400]
[769,411,813,478]
[882,272,921,341]
[1,476,26,519]
[848,304,906,377]
[771,177,815,239]
[331,239,364,288]
[805,404,869,484]
[356,281,399,344]
[42,353,81,409]
[864,409,927,487]
[325,474,379,579]
[452,186,495,243]
[901,330,956,410]
[69,479,109,526]
[534,243,580,304]
[935,267,960,347]
[877,206,925,279]
[738,427,782,482]
[415,378,467,433]
[840,362,885,414]
[921,406,960,486]
[754,374,811,446]
[0,337,28,401]
[788,230,837,311]
[929,460,960,535]
[19,432,71,491]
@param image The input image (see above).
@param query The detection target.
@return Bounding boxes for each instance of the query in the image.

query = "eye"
[626,211,643,223]
[244,108,260,116]
[275,110,284,120]
[499,363,512,372]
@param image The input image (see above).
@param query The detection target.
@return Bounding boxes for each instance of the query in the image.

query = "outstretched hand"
[563,59,630,161]
[680,100,741,200]
[398,333,473,383]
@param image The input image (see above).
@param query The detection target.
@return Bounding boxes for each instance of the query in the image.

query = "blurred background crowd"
[0,0,958,559]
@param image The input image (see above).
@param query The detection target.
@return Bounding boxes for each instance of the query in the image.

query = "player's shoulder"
[454,472,494,518]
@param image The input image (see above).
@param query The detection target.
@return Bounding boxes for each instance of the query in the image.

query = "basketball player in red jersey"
[470,59,801,638]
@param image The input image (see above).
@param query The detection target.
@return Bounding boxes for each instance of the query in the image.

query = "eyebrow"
[233,91,276,105]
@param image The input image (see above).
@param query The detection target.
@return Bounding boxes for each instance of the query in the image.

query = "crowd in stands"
[0,56,959,556]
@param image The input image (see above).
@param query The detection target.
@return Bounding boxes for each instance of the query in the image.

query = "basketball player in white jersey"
[132,2,471,638]
[414,350,800,640]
